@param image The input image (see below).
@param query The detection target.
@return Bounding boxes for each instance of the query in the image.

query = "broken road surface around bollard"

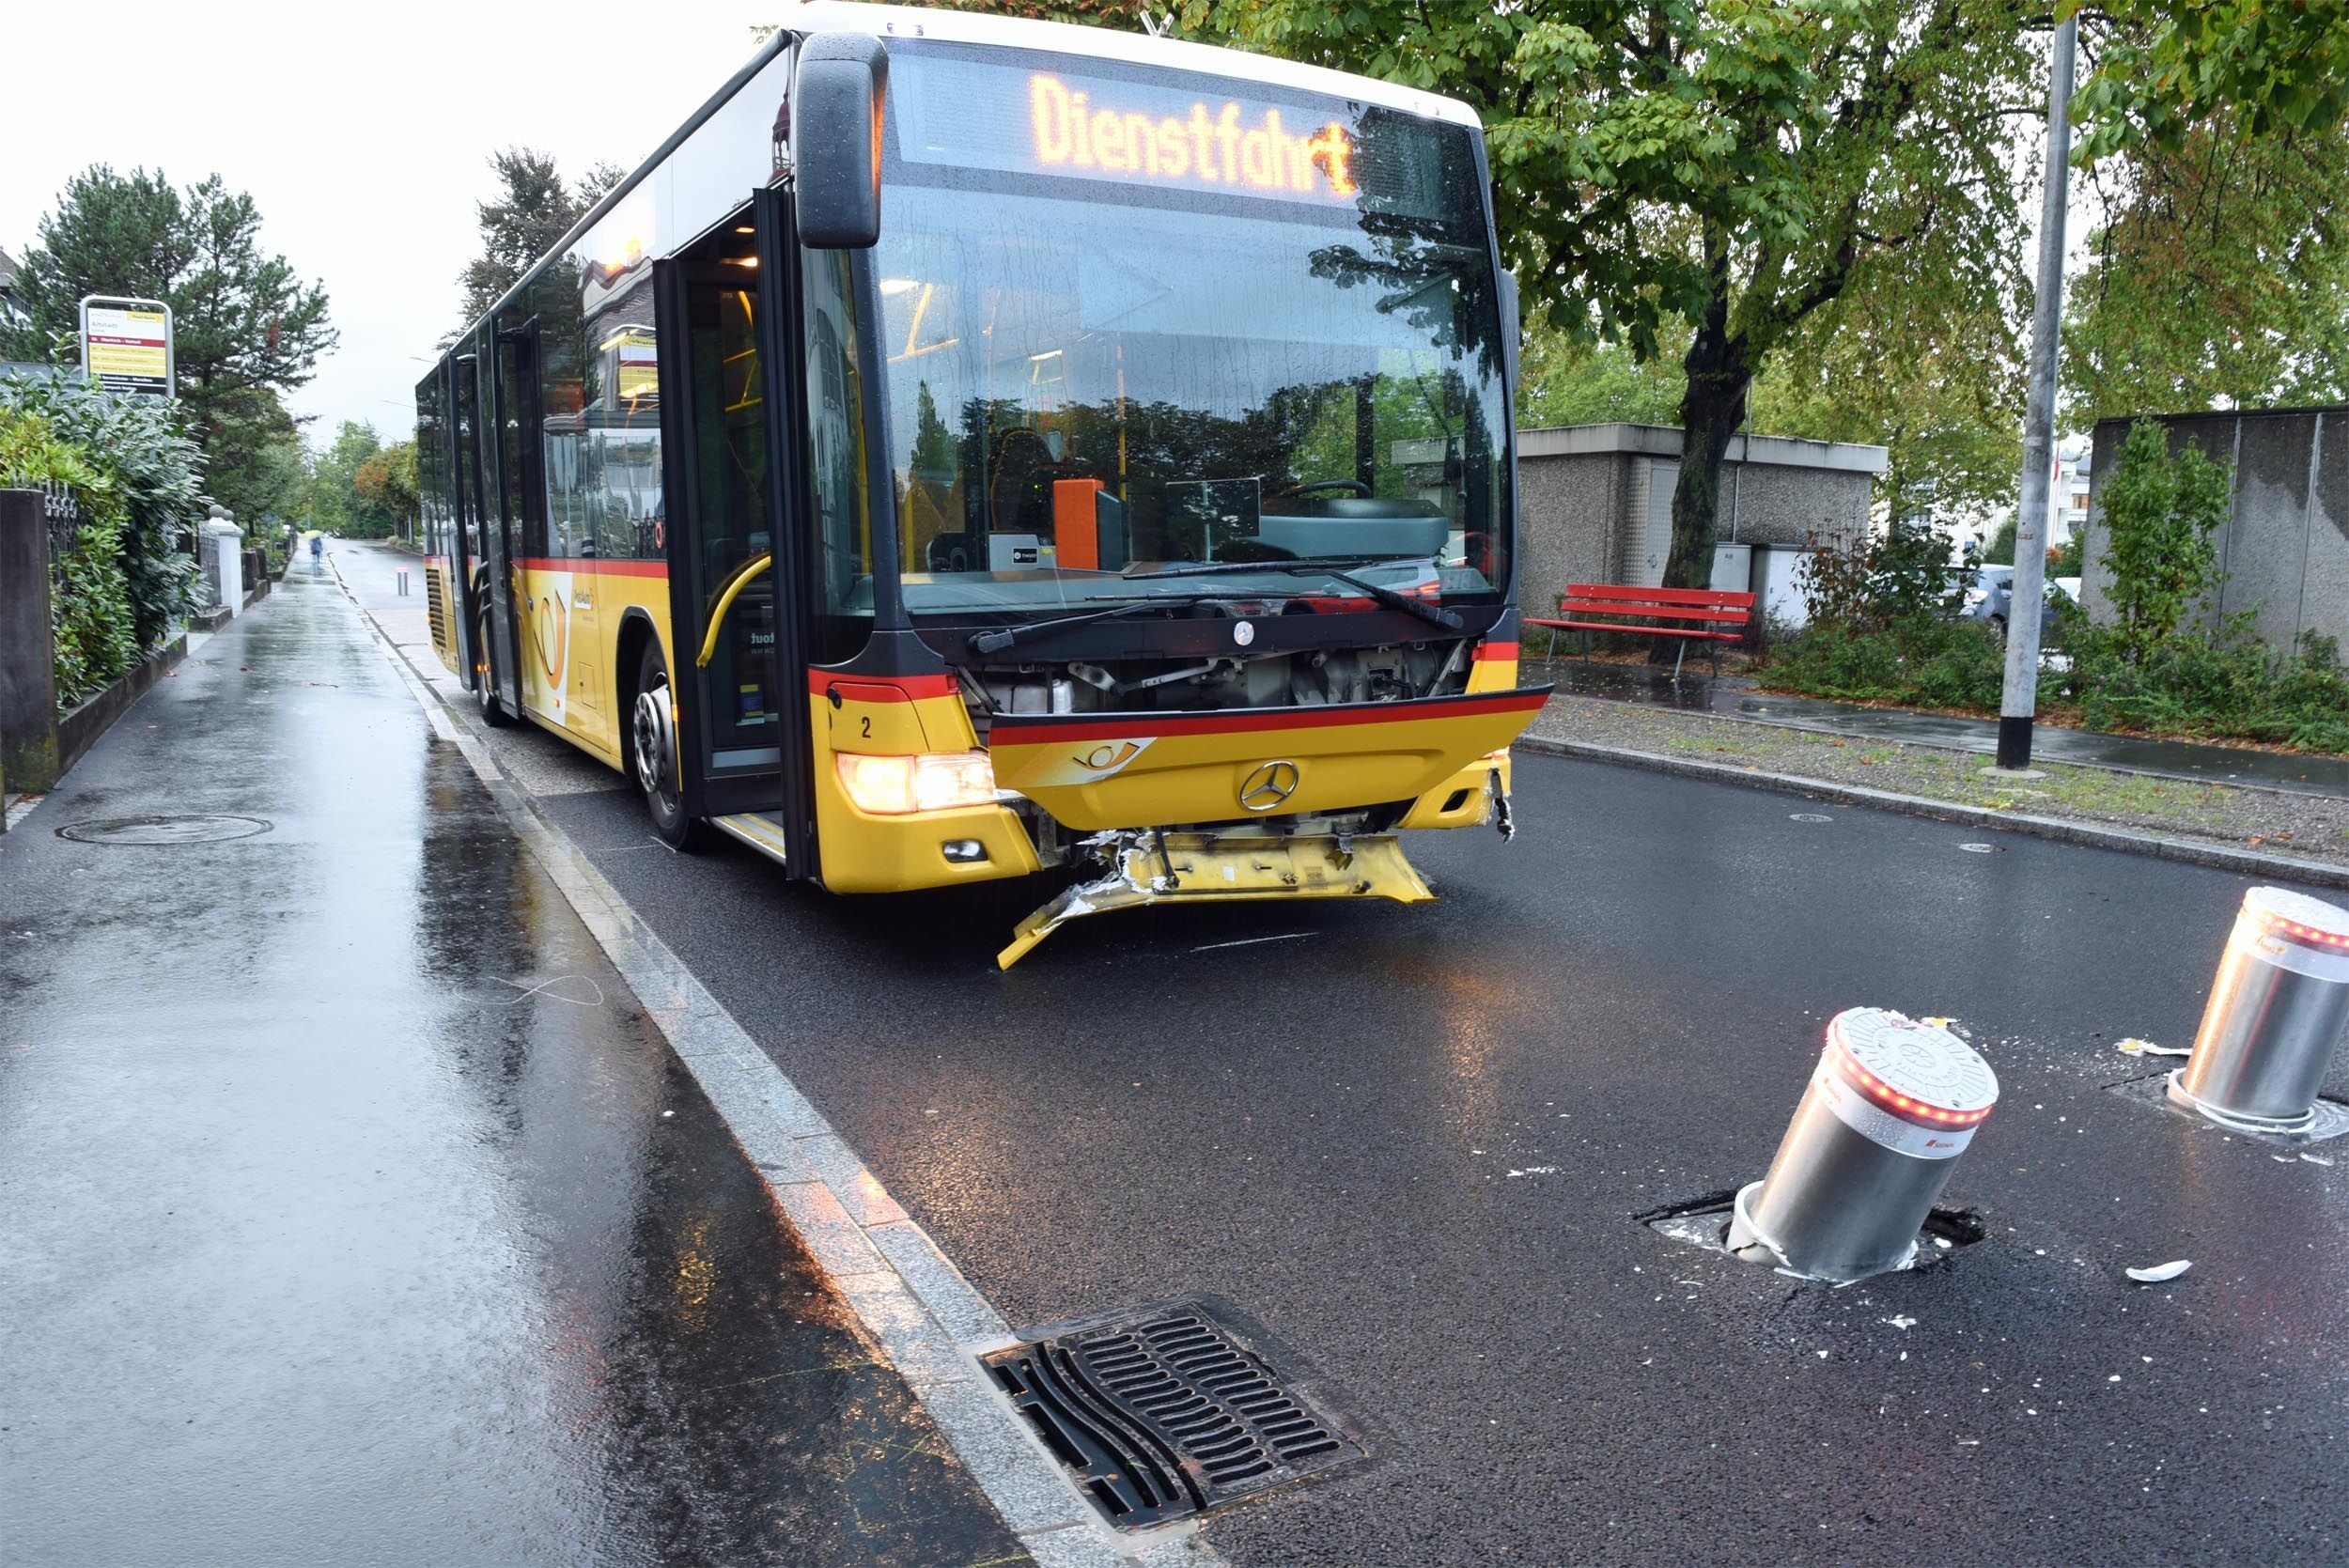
[1729,1009,1999,1282]
[2173,888,2349,1132]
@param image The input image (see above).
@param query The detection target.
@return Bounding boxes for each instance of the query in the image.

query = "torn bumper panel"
[997,831,1435,970]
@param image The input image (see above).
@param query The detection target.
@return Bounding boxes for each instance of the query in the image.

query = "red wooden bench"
[1525,582,1756,678]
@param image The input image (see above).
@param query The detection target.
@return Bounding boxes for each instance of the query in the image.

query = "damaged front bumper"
[996,829,1437,970]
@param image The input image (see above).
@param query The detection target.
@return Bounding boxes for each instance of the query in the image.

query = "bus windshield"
[870,41,1510,621]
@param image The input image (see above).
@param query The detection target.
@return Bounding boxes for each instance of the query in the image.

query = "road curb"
[326,551,1213,1568]
[1517,733,2349,893]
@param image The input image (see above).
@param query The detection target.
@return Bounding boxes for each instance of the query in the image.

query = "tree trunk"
[1650,307,1752,662]
[1664,317,1752,593]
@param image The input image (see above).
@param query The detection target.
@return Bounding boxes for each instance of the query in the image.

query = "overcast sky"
[1,1,775,448]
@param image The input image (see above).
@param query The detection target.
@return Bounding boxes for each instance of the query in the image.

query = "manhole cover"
[56,815,272,846]
[986,1299,1364,1529]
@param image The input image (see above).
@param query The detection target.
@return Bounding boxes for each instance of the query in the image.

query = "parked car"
[1956,565,2063,642]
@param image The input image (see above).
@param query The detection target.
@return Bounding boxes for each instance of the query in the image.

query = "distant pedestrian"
[309,532,322,566]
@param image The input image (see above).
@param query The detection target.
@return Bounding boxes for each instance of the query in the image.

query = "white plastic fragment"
[2125,1260,2192,1283]
[2302,1154,2335,1167]
[2116,1037,2191,1058]
[1881,1315,1918,1330]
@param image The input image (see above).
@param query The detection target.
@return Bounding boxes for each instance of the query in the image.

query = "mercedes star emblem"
[1237,759,1300,812]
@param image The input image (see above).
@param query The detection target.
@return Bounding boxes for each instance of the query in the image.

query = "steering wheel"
[1281,478,1374,499]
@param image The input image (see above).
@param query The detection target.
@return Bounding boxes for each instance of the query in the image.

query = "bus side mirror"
[1496,268,1522,396]
[792,33,888,249]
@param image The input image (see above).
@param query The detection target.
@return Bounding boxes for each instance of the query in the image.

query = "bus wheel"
[475,610,513,728]
[633,641,699,849]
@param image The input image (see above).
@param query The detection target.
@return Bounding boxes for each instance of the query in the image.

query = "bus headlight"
[834,751,997,815]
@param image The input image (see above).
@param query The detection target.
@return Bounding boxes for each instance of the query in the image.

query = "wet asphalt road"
[0,566,1021,1568]
[512,703,2349,1563]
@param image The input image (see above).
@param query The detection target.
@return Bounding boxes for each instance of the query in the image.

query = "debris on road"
[2116,1037,2191,1058]
[2125,1260,2192,1283]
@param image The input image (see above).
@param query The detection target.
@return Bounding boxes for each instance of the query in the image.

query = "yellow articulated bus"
[416,1,1550,966]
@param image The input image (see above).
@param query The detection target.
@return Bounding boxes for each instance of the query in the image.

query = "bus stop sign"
[78,295,175,398]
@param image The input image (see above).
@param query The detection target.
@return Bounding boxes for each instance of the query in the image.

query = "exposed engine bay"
[958,636,1478,738]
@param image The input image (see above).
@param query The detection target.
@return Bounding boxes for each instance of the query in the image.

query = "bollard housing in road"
[1728,1008,1998,1282]
[2172,888,2349,1130]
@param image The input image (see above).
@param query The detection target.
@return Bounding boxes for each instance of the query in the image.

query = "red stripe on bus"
[807,671,960,700]
[1474,641,1519,660]
[517,556,669,578]
[994,689,1548,747]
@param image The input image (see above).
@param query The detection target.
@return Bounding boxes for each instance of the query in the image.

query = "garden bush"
[1762,615,2006,710]
[0,375,203,651]
[0,404,138,706]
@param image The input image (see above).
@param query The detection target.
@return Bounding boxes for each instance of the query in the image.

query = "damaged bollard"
[2170,888,2349,1132]
[1727,1008,1997,1282]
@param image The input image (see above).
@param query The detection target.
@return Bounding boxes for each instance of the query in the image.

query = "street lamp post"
[1996,15,2077,772]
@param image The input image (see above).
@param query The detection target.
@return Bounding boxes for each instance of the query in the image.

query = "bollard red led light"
[1828,1043,1996,1129]
[1824,1013,1999,1132]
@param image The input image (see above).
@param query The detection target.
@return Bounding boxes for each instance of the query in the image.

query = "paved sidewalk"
[0,565,1022,1568]
[1538,656,2349,798]
[1529,663,2349,873]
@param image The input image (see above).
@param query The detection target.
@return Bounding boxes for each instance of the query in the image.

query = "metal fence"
[35,480,79,592]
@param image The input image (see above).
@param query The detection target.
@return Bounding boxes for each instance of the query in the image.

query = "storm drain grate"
[985,1300,1363,1529]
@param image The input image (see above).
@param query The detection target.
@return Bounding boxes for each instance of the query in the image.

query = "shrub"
[2066,622,2349,754]
[1796,523,1962,632]
[0,375,203,649]
[1763,615,2005,709]
[2093,417,2230,662]
[0,405,138,706]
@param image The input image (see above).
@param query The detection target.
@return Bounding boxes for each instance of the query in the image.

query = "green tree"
[2090,418,2231,663]
[309,420,397,538]
[202,385,311,526]
[1748,255,2024,532]
[2064,117,2349,421]
[452,149,625,336]
[0,164,334,503]
[1183,0,2037,605]
[353,440,419,536]
[2072,1,2349,160]
[1517,332,1683,427]
[0,167,334,404]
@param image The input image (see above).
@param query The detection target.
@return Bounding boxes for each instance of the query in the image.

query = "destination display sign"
[887,49,1456,216]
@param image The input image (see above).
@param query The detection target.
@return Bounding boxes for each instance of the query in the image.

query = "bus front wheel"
[633,641,699,849]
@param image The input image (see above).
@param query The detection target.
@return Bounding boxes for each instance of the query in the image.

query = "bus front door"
[656,194,817,877]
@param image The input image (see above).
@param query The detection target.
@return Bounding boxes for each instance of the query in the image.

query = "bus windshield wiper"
[1123,556,1464,633]
[967,594,1216,656]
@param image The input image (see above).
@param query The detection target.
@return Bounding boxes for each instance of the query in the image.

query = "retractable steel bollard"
[1728,1008,1998,1281]
[397,569,410,597]
[2170,888,2349,1132]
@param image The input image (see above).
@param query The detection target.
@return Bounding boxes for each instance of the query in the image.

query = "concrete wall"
[2084,407,2347,653]
[1515,423,1887,617]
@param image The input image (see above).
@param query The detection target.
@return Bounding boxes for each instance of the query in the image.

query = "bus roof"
[778,1,1482,130]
